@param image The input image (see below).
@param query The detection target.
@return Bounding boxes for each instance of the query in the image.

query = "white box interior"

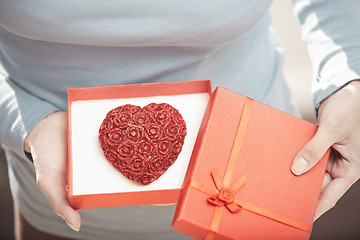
[71,93,210,195]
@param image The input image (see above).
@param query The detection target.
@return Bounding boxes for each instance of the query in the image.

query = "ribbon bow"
[207,168,246,213]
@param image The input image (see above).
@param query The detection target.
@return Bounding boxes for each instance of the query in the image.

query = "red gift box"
[172,86,330,240]
[67,80,212,209]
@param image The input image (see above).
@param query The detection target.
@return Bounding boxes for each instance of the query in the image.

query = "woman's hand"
[291,80,360,221]
[24,111,81,231]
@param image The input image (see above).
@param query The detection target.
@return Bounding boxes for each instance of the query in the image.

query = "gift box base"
[67,80,212,209]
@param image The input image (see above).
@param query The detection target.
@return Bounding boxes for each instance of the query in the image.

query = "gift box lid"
[172,86,330,240]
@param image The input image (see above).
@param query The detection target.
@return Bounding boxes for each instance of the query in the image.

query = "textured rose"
[117,156,132,168]
[132,112,150,125]
[137,173,155,185]
[104,149,131,172]
[164,122,180,140]
[137,140,155,157]
[148,156,167,174]
[104,148,120,165]
[128,156,147,173]
[112,112,132,129]
[158,103,173,112]
[105,108,119,119]
[171,110,185,125]
[157,139,172,155]
[218,188,235,204]
[119,168,142,181]
[179,125,187,138]
[108,153,132,171]
[117,141,135,159]
[106,128,124,147]
[122,104,141,114]
[172,140,184,154]
[154,109,169,125]
[125,126,143,142]
[166,152,178,165]
[98,135,107,152]
[144,123,162,140]
[143,103,158,112]
[99,119,113,135]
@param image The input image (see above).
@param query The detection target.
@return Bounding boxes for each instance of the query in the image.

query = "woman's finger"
[314,176,355,221]
[291,126,333,175]
[37,175,81,231]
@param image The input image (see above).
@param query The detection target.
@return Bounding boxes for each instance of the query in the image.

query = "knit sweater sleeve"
[0,68,59,157]
[293,0,360,110]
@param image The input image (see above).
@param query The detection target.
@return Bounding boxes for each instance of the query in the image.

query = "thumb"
[291,127,333,175]
[37,176,81,231]
[39,179,81,231]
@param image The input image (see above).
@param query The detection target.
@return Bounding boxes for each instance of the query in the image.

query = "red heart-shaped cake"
[98,103,187,185]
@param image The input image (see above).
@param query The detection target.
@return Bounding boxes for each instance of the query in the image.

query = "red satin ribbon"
[188,98,311,240]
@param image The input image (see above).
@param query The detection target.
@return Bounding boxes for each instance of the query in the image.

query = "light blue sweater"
[0,1,359,239]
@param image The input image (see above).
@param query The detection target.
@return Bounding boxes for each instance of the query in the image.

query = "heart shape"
[98,103,187,185]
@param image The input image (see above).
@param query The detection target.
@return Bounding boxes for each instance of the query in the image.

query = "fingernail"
[66,220,80,232]
[291,156,308,175]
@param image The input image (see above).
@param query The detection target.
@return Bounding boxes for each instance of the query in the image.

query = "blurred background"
[0,1,359,239]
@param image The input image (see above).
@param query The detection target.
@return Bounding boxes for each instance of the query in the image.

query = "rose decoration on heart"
[98,103,187,185]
